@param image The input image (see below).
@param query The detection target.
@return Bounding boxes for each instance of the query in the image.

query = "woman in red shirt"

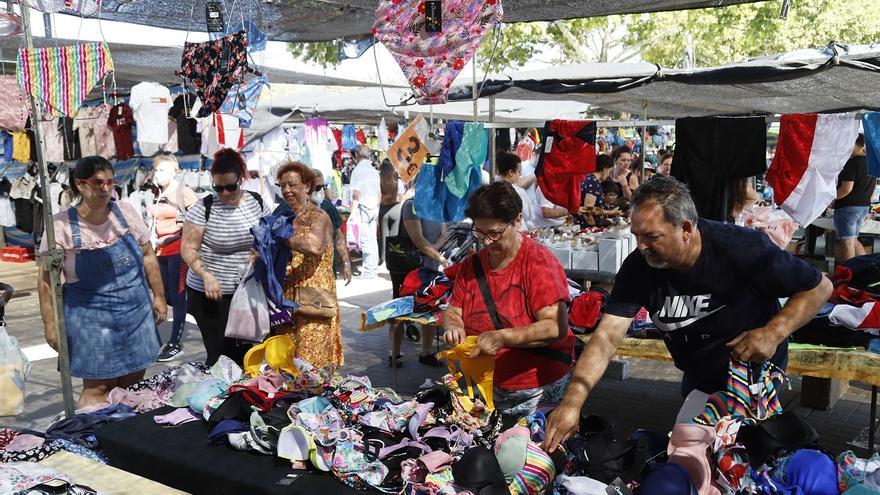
[444,182,575,418]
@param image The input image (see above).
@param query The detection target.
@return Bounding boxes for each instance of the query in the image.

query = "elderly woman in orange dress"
[274,162,344,367]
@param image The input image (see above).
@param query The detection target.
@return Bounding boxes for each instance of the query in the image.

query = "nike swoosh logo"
[652,305,727,332]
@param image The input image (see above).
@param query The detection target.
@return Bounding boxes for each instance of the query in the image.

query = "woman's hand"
[152,295,168,323]
[341,262,352,286]
[444,325,466,346]
[44,321,59,351]
[203,272,223,301]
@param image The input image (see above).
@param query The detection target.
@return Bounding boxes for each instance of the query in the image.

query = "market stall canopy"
[258,86,589,124]
[0,36,375,88]
[89,0,764,42]
[447,43,880,118]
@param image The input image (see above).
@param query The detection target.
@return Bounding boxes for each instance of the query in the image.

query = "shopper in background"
[378,159,403,266]
[384,185,448,368]
[181,149,271,366]
[311,168,352,285]
[656,151,673,177]
[38,156,165,407]
[496,151,538,231]
[834,133,872,264]
[610,145,639,201]
[579,154,621,226]
[274,162,344,368]
[349,144,381,279]
[444,182,575,418]
[148,154,198,362]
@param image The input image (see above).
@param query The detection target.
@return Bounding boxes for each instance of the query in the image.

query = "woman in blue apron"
[37,156,166,408]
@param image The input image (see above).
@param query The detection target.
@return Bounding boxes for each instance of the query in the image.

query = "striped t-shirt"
[185,192,271,294]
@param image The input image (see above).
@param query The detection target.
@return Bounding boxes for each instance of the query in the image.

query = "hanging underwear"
[17,42,114,118]
[535,119,597,214]
[219,75,268,128]
[177,31,260,118]
[373,0,503,104]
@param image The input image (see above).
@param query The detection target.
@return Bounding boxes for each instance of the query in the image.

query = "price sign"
[388,124,429,183]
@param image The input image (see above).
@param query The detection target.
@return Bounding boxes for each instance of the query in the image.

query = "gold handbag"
[294,287,337,319]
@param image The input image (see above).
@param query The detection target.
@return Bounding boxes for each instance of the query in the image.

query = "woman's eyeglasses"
[77,178,117,188]
[472,223,511,243]
[212,183,240,193]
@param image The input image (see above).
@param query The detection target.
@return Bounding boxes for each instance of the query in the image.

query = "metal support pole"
[488,97,496,177]
[472,61,478,122]
[21,0,76,418]
[870,385,877,452]
[640,100,649,184]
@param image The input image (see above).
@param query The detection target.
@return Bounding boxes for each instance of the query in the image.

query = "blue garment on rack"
[341,125,358,150]
[414,161,481,223]
[219,75,268,128]
[250,210,299,312]
[438,121,465,175]
[1,132,12,162]
[863,113,880,177]
[448,122,487,198]
[209,20,268,52]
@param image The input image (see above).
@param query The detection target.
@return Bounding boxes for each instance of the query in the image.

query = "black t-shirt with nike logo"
[606,219,822,393]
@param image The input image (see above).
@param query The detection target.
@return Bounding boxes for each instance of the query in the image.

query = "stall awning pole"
[20,0,77,418]
[488,96,496,177]
[640,100,649,184]
[472,60,478,122]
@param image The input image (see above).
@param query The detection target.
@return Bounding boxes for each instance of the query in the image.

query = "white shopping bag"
[224,265,270,342]
[0,324,30,416]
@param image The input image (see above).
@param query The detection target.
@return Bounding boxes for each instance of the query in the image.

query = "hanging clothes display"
[59,117,81,162]
[341,125,357,151]
[438,121,465,175]
[35,119,65,163]
[373,0,503,104]
[672,116,767,221]
[0,76,29,132]
[195,99,244,156]
[535,120,597,214]
[862,112,880,177]
[177,31,259,118]
[208,20,268,52]
[11,131,31,162]
[73,105,115,159]
[17,42,114,118]
[0,132,11,162]
[765,113,859,227]
[169,94,201,155]
[219,75,268,129]
[377,118,389,152]
[107,102,135,161]
[448,122,487,199]
[129,82,173,153]
[413,161,481,224]
[303,118,335,181]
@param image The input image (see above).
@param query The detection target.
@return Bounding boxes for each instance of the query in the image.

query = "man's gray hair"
[356,144,372,160]
[632,176,699,227]
[311,168,325,183]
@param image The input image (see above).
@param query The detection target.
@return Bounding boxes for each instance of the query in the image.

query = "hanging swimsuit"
[17,42,114,118]
[177,31,260,118]
[219,75,268,128]
[373,0,503,104]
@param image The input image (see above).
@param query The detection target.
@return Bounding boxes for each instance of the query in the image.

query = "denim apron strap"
[68,207,82,251]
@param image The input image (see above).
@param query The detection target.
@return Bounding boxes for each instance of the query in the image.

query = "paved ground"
[1,260,876,456]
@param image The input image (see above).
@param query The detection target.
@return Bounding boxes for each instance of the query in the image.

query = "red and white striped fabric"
[765,113,860,226]
[829,302,880,331]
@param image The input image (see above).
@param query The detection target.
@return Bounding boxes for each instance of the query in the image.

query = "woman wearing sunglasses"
[37,156,166,407]
[181,149,272,366]
[443,181,575,419]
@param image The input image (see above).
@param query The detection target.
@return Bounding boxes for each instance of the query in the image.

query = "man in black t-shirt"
[544,177,832,452]
[834,133,874,264]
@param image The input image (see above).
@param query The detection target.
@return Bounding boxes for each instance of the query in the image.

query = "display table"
[95,406,369,495]
[579,334,880,449]
[39,451,187,495]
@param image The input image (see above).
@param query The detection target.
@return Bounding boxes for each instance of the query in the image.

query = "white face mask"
[310,190,325,205]
[153,169,174,187]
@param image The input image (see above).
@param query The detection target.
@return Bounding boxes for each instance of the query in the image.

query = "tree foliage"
[287,0,880,70]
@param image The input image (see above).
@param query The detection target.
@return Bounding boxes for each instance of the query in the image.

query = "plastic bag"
[224,265,270,342]
[0,324,30,416]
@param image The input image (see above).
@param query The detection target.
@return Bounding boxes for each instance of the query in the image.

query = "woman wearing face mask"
[272,161,343,368]
[181,149,272,366]
[147,155,198,362]
[37,156,166,407]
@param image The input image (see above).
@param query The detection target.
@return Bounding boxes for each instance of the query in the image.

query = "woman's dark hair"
[611,145,633,164]
[856,133,865,149]
[211,148,247,178]
[276,161,316,190]
[465,181,522,223]
[596,154,614,172]
[379,159,399,205]
[69,155,114,201]
[496,152,521,176]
